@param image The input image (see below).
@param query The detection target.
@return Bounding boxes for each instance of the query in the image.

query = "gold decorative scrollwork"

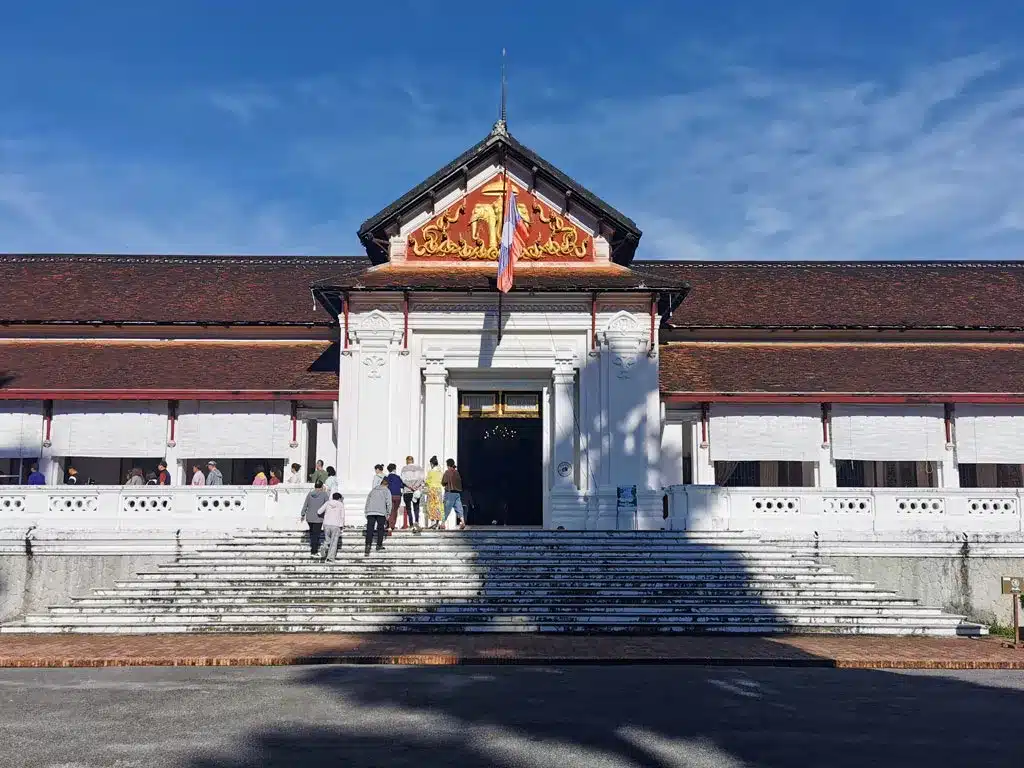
[407,178,591,261]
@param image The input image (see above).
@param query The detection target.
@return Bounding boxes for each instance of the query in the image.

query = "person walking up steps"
[424,456,444,529]
[400,455,425,533]
[364,475,391,557]
[441,458,466,530]
[385,463,404,533]
[300,480,330,559]
[317,492,346,562]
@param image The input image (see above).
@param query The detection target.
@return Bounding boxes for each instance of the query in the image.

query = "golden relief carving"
[408,176,592,261]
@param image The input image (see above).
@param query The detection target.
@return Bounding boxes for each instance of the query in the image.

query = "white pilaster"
[595,310,661,528]
[339,310,403,521]
[422,352,448,463]
[551,352,577,489]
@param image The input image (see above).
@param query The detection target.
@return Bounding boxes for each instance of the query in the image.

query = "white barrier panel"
[0,485,318,535]
[666,485,1023,539]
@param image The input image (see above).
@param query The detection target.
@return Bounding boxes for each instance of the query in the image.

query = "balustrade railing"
[667,485,1024,538]
[0,485,319,534]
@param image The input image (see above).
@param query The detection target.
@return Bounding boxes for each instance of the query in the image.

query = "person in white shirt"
[191,464,206,486]
[287,463,303,484]
[400,456,425,532]
[325,465,338,492]
[316,492,346,562]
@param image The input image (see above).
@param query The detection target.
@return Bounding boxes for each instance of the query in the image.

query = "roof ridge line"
[633,260,1024,268]
[0,254,367,264]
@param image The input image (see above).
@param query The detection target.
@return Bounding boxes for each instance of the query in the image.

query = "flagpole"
[497,167,507,345]
[497,47,508,345]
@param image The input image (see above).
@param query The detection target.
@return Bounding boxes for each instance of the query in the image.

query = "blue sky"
[2,0,1024,260]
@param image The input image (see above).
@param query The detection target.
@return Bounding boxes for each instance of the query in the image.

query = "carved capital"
[351,310,402,349]
[423,349,448,385]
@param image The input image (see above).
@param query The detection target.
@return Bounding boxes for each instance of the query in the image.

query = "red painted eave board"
[662,392,1024,404]
[0,390,337,401]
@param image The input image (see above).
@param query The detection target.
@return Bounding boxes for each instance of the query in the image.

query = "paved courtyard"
[1,664,1023,767]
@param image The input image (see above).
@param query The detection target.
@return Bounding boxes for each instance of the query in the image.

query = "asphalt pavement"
[1,664,1022,767]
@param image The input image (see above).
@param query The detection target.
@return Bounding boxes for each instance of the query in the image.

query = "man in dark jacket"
[157,461,171,485]
[364,476,392,556]
[300,480,330,558]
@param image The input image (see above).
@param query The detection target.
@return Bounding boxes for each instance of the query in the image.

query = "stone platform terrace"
[0,633,1021,669]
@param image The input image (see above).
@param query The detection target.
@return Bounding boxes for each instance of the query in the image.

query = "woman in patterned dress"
[424,455,444,528]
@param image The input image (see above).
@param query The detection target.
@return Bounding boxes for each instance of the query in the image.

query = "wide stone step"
[116,575,867,590]
[186,552,806,565]
[232,532,761,544]
[148,563,834,576]
[209,540,786,552]
[13,611,966,628]
[2,528,984,638]
[0,622,972,636]
[88,589,905,602]
[44,603,946,618]
[68,595,919,609]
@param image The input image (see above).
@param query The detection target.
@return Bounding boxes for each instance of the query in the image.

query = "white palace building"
[1,121,1024,631]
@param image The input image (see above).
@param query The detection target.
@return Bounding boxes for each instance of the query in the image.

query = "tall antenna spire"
[501,47,507,124]
[493,48,508,135]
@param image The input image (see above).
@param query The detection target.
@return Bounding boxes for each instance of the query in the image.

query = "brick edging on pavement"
[2,634,1022,670]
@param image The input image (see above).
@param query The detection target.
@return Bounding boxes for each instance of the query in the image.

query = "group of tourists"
[299,455,467,560]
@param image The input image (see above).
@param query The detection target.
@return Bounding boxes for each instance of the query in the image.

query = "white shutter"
[177,401,292,458]
[0,401,43,458]
[830,404,946,461]
[709,404,822,462]
[955,405,1024,464]
[51,401,168,457]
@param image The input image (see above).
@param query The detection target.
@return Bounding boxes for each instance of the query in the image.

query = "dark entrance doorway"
[457,392,543,526]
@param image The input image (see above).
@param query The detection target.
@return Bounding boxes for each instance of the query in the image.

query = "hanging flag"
[496,188,528,293]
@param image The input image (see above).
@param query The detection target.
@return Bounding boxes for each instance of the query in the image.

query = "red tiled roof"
[0,340,338,394]
[314,262,685,291]
[659,342,1024,394]
[634,261,1024,329]
[0,255,364,324]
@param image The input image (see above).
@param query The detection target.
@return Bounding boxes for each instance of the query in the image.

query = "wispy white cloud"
[204,87,280,125]
[3,52,1024,261]
[0,136,352,254]
[525,52,1024,260]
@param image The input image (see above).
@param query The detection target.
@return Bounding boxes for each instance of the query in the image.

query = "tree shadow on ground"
[184,662,1024,768]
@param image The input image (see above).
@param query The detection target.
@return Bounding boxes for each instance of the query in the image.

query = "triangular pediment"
[404,172,594,263]
[357,125,641,266]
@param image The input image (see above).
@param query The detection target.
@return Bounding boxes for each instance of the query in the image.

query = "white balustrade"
[3,484,1024,539]
[666,485,1024,539]
[0,485,320,535]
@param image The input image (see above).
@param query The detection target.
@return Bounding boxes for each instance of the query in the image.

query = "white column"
[691,415,715,485]
[552,355,577,489]
[940,451,960,488]
[423,352,448,462]
[817,450,838,488]
[817,407,837,488]
[660,416,686,487]
[164,403,185,484]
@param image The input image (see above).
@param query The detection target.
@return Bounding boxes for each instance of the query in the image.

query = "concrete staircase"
[1,530,987,635]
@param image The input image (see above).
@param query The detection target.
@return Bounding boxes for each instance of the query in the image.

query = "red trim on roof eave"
[0,390,338,401]
[661,392,1024,404]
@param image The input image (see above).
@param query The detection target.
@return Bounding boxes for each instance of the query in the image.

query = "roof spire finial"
[492,48,508,136]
